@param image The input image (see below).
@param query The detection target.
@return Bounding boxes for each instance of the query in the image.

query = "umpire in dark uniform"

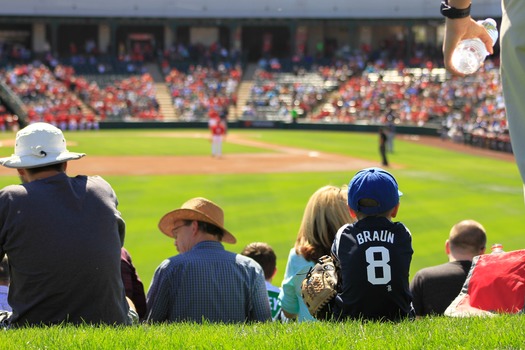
[379,127,389,166]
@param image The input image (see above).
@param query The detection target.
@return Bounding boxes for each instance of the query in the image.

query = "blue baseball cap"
[348,167,402,215]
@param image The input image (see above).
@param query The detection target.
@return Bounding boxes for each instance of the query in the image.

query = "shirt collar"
[191,240,225,251]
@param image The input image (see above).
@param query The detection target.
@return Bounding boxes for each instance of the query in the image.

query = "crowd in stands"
[0,39,512,152]
[0,102,19,132]
[60,54,145,76]
[161,41,243,74]
[240,51,509,152]
[241,65,350,121]
[438,65,510,152]
[312,59,501,125]
[311,60,510,152]
[241,41,445,123]
[0,60,163,128]
[55,65,162,121]
[1,63,98,130]
[165,64,241,121]
[0,42,33,66]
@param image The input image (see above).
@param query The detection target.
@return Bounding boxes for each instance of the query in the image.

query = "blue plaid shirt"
[147,240,271,323]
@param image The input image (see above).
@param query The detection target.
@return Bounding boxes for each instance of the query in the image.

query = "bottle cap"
[479,18,499,47]
[491,243,503,251]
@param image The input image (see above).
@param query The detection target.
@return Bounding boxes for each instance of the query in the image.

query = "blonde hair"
[295,185,353,262]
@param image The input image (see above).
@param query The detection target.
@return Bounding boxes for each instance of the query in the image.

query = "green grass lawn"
[0,128,523,348]
[1,314,524,349]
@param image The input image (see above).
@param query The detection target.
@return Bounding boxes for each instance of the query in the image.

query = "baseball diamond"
[0,133,512,177]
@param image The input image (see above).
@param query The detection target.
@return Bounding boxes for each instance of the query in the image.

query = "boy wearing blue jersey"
[331,167,414,321]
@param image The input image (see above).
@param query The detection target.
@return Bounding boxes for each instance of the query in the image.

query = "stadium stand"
[165,64,241,121]
[0,0,510,153]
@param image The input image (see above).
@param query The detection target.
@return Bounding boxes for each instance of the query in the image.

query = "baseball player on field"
[331,167,415,321]
[208,112,227,158]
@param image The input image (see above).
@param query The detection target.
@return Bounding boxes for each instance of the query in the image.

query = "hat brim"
[158,208,236,244]
[0,151,85,169]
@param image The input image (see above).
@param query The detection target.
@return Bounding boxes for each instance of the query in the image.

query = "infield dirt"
[0,133,513,176]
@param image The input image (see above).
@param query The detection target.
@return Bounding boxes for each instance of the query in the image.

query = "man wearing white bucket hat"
[146,197,272,323]
[0,123,131,327]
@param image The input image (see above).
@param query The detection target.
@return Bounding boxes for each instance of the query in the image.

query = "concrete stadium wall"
[100,121,441,137]
[0,0,501,20]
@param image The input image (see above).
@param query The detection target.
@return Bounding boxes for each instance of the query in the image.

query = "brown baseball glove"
[301,255,339,320]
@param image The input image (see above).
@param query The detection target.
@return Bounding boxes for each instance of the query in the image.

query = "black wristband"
[440,0,471,19]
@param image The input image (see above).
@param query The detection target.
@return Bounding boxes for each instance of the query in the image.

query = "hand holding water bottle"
[451,18,499,75]
[442,14,496,76]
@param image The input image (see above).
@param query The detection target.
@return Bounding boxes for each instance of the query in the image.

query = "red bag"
[445,249,525,317]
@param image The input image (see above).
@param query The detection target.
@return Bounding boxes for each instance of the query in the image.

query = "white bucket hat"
[0,122,85,169]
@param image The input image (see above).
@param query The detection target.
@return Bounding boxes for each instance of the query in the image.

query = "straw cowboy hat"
[0,123,85,169]
[158,197,236,244]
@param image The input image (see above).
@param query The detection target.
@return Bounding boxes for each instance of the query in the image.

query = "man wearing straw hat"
[147,197,272,323]
[0,122,132,327]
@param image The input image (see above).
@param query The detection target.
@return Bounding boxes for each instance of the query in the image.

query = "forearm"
[441,0,495,75]
[282,309,297,319]
[447,0,471,9]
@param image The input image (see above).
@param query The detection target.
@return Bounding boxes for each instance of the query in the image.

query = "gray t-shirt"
[0,172,130,326]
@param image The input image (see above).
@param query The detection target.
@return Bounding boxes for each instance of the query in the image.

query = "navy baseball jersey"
[331,216,414,321]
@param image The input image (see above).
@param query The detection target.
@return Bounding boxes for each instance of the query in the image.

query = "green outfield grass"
[1,314,524,349]
[0,129,523,290]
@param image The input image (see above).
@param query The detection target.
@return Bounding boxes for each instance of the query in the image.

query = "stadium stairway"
[78,99,95,117]
[231,63,257,119]
[312,88,340,118]
[144,62,177,120]
[154,83,177,120]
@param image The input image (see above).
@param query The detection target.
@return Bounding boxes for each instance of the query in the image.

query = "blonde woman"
[279,185,353,321]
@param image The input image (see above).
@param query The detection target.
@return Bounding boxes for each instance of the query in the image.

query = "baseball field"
[0,128,524,348]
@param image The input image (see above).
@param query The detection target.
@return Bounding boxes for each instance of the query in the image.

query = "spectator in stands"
[279,185,353,322]
[0,123,132,327]
[241,242,283,322]
[147,197,271,323]
[410,219,487,316]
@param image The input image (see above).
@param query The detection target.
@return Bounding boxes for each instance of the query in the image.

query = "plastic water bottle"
[451,18,499,75]
[491,243,504,254]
